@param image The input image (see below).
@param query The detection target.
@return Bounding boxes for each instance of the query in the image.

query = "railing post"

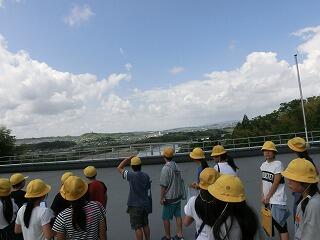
[150,144,153,156]
[248,137,250,148]
[279,135,282,145]
[310,131,314,143]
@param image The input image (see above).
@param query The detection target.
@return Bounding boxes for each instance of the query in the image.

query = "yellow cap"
[0,178,11,197]
[199,168,220,190]
[131,156,142,166]
[10,173,28,186]
[261,141,277,152]
[163,146,174,158]
[60,176,88,201]
[208,175,246,203]
[61,172,73,184]
[287,137,306,152]
[189,147,205,160]
[83,166,97,178]
[282,158,319,183]
[211,145,227,157]
[25,179,51,198]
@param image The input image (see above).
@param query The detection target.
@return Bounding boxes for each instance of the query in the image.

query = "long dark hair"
[0,196,13,224]
[195,190,219,226]
[195,190,258,240]
[297,151,315,165]
[220,153,239,172]
[71,196,87,231]
[300,183,319,213]
[24,197,42,228]
[200,159,209,170]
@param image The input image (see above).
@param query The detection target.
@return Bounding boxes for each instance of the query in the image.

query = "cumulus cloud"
[170,66,185,75]
[64,4,94,27]
[1,25,320,138]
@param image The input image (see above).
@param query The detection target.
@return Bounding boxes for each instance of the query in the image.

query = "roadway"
[2,152,319,239]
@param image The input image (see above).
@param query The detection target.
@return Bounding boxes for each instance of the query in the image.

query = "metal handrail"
[0,130,319,165]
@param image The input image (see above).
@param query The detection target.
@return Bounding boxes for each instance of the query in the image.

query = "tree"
[0,126,16,159]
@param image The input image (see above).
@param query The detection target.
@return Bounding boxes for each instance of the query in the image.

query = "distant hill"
[15,120,238,146]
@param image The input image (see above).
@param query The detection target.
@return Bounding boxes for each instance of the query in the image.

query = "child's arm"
[263,173,281,204]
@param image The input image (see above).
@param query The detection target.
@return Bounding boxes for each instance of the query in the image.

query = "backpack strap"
[195,222,206,239]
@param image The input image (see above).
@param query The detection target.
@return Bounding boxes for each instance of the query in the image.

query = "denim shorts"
[127,207,149,230]
[162,201,181,220]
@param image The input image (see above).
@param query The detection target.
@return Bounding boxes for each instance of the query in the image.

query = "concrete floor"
[2,152,319,239]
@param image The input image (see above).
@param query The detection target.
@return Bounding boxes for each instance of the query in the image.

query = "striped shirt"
[52,201,106,240]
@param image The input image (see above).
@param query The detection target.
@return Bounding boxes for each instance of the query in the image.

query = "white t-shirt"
[184,196,241,240]
[214,162,237,176]
[0,198,19,228]
[260,160,287,205]
[15,205,54,240]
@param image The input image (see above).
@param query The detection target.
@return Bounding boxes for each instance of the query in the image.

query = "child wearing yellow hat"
[50,171,73,216]
[10,173,28,208]
[189,148,209,190]
[195,175,258,240]
[282,158,320,240]
[211,145,238,176]
[52,176,106,240]
[260,141,289,240]
[0,178,19,239]
[287,137,319,219]
[183,168,220,239]
[14,179,54,240]
[117,156,151,240]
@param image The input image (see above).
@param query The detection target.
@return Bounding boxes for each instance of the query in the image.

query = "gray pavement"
[1,152,319,239]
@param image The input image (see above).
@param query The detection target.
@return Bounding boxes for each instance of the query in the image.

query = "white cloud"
[1,25,320,138]
[64,4,94,27]
[0,0,20,8]
[170,66,185,75]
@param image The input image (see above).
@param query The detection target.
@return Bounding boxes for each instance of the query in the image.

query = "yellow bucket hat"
[261,141,277,152]
[190,147,205,160]
[131,156,142,166]
[0,178,11,197]
[282,158,319,183]
[199,168,220,190]
[61,172,73,185]
[10,173,28,186]
[163,146,174,158]
[83,166,97,178]
[25,179,51,198]
[60,176,88,201]
[211,145,226,157]
[287,137,306,152]
[208,175,246,203]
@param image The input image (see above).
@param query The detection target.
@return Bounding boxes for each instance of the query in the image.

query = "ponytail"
[71,196,87,231]
[24,200,36,228]
[221,154,239,172]
[297,151,315,166]
[1,196,13,224]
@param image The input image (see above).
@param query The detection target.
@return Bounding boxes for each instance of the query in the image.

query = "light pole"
[294,54,309,145]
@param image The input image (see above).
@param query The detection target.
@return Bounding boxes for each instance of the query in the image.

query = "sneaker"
[173,235,184,240]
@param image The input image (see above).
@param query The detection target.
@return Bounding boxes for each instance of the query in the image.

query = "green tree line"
[232,96,320,137]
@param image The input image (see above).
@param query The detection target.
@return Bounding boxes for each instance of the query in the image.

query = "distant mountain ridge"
[15,120,238,145]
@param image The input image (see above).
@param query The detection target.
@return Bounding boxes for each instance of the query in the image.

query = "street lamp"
[294,54,309,146]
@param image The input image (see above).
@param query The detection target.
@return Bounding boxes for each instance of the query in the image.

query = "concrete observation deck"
[1,152,320,239]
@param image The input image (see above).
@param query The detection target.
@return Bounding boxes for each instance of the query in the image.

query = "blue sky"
[0,0,320,137]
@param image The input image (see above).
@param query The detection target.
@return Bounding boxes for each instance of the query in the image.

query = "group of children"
[0,167,107,240]
[0,136,319,240]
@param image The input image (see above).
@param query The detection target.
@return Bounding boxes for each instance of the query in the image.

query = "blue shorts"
[162,201,181,220]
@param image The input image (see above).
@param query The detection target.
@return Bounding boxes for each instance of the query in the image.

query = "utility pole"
[294,54,309,146]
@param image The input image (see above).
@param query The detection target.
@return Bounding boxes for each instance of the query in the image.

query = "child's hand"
[190,182,198,189]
